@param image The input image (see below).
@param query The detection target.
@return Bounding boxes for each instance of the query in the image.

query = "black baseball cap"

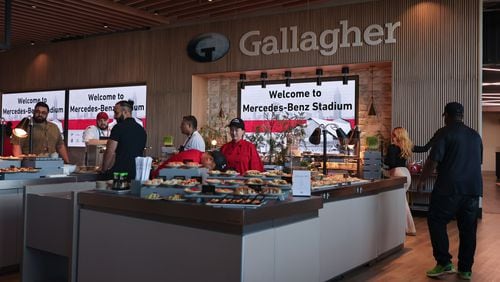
[209,151,227,171]
[228,117,245,130]
[442,102,464,117]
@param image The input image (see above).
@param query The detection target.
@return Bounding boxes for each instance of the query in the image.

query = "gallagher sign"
[239,20,400,56]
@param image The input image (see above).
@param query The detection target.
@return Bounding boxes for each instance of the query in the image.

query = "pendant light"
[368,67,377,116]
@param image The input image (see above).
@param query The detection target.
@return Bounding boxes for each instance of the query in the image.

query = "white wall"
[482,112,500,172]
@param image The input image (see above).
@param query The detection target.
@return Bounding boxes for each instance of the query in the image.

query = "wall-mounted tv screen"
[239,77,358,154]
[2,90,66,134]
[68,85,147,147]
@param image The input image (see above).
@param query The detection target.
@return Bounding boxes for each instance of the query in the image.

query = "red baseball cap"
[96,112,109,120]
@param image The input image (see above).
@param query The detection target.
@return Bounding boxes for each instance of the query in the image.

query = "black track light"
[261,72,267,88]
[239,73,246,89]
[342,66,349,85]
[284,71,291,87]
[316,69,323,86]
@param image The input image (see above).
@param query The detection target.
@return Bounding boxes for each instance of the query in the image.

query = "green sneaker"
[457,271,472,280]
[426,263,456,277]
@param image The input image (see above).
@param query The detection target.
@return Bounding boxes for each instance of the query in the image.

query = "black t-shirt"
[384,144,407,169]
[109,117,147,179]
[429,121,483,196]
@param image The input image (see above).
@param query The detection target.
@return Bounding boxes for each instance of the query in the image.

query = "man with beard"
[101,100,147,180]
[12,102,70,163]
[82,112,112,142]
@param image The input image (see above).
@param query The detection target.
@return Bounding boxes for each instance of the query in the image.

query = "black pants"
[427,193,479,272]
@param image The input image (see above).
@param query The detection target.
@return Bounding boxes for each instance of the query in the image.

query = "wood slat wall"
[0,0,481,158]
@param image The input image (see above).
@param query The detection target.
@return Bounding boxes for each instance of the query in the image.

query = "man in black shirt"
[102,100,147,180]
[418,102,482,280]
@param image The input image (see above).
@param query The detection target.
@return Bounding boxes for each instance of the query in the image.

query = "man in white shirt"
[83,112,112,142]
[179,115,205,152]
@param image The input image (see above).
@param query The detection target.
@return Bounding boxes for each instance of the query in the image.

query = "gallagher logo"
[187,33,230,63]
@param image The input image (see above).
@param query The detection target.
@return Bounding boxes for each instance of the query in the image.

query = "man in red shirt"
[220,118,263,174]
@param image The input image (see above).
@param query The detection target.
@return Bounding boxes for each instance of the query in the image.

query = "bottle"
[112,172,121,190]
[119,172,129,189]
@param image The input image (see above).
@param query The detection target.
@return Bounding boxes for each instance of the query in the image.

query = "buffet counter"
[0,173,101,273]
[75,177,406,282]
[77,192,323,282]
[313,176,407,281]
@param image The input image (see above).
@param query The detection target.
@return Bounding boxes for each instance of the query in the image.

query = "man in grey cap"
[418,102,482,280]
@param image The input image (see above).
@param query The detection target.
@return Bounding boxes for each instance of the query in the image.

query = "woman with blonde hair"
[384,127,417,235]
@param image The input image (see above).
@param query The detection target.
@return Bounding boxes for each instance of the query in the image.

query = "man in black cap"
[417,102,482,280]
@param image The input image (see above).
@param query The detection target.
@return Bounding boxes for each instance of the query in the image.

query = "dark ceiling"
[0,0,330,49]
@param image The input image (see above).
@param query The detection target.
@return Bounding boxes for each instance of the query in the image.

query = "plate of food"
[0,156,21,160]
[143,179,163,187]
[206,179,222,185]
[245,178,264,185]
[233,186,257,196]
[221,179,243,187]
[261,187,283,196]
[183,162,202,168]
[144,192,162,200]
[165,194,186,202]
[178,179,200,187]
[207,197,264,207]
[244,170,263,177]
[161,179,182,186]
[262,170,282,178]
[184,187,202,194]
[208,170,221,176]
[166,162,184,168]
[267,179,291,188]
[21,167,40,173]
[220,170,239,177]
[215,188,234,194]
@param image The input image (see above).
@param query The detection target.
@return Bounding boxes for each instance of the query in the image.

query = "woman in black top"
[384,127,416,236]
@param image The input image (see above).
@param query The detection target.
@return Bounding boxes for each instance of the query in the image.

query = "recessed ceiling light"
[31,5,36,9]
[154,10,159,16]
[30,41,35,46]
[103,24,109,29]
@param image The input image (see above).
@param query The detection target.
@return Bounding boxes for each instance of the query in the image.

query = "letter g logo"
[186,33,230,63]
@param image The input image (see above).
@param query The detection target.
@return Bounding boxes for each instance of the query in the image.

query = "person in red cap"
[220,117,263,174]
[82,111,112,142]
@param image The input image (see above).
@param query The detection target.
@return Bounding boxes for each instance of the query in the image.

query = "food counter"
[75,176,406,282]
[312,177,407,281]
[0,177,83,272]
[77,191,322,282]
[0,169,102,273]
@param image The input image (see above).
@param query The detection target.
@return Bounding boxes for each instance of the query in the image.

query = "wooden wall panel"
[0,0,481,158]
